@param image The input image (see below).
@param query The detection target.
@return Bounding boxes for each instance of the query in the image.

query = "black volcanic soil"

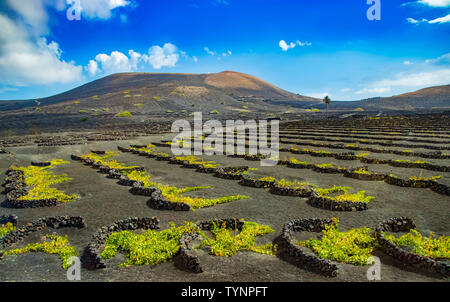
[0,133,448,282]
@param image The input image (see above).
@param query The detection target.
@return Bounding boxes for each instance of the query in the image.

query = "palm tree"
[323,96,331,117]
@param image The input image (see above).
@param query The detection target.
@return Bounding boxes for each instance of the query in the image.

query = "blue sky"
[0,0,449,101]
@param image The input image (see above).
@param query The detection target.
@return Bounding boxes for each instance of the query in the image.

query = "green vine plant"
[316,163,336,168]
[276,179,315,189]
[130,145,175,159]
[115,111,133,118]
[101,222,198,267]
[409,175,442,181]
[80,151,142,170]
[125,170,248,209]
[315,186,375,203]
[0,223,16,238]
[394,159,429,164]
[298,218,379,265]
[383,230,450,260]
[353,167,372,175]
[100,221,276,267]
[196,221,276,256]
[289,158,311,166]
[2,234,78,269]
[11,160,78,202]
[79,151,249,210]
[301,148,332,155]
[173,155,220,169]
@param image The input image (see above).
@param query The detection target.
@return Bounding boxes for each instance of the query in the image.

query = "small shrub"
[4,234,78,269]
[0,223,16,237]
[289,158,309,165]
[409,175,442,181]
[384,230,449,259]
[259,176,277,182]
[101,222,198,267]
[316,186,374,203]
[298,218,378,265]
[115,111,133,118]
[353,167,371,175]
[276,179,315,189]
[316,163,335,168]
[196,221,276,256]
[11,160,78,203]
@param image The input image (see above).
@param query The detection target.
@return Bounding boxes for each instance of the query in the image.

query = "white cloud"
[0,87,19,94]
[86,44,183,75]
[369,69,450,89]
[425,53,450,65]
[86,60,99,76]
[406,14,450,24]
[6,0,50,34]
[428,14,450,23]
[87,49,144,75]
[406,17,426,24]
[204,47,233,59]
[417,0,450,7]
[204,47,216,56]
[222,50,232,57]
[0,14,83,86]
[95,51,134,74]
[307,92,331,99]
[0,0,135,88]
[128,50,143,69]
[403,61,413,65]
[193,56,198,63]
[279,40,296,51]
[147,43,179,69]
[7,0,132,27]
[211,0,230,6]
[355,87,391,95]
[78,0,132,19]
[279,40,312,51]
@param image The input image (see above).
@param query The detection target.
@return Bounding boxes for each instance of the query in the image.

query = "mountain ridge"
[0,71,449,113]
[0,71,320,112]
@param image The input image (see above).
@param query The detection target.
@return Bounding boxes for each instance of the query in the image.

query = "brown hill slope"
[0,71,319,113]
[332,85,450,111]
